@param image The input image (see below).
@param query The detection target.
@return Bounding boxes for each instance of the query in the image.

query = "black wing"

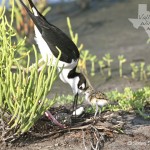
[20,0,79,63]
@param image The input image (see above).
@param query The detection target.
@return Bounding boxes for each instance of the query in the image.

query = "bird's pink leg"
[45,111,65,129]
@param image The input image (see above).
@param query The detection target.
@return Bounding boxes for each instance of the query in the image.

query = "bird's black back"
[20,0,79,63]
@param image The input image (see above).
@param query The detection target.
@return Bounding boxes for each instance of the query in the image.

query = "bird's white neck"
[58,68,79,95]
[85,92,90,102]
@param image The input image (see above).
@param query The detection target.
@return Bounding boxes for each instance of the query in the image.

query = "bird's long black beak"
[72,93,78,112]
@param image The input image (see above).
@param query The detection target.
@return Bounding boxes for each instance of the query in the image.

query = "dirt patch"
[1,105,150,150]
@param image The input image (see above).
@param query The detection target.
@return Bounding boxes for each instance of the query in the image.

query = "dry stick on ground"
[9,120,114,143]
[90,125,105,150]
[11,58,44,72]
[28,58,45,72]
[6,112,116,142]
[29,124,112,141]
[82,129,88,150]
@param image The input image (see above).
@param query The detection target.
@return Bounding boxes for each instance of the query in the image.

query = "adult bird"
[20,0,87,127]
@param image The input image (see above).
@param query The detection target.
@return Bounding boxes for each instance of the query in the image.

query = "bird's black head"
[77,73,87,93]
[72,73,87,112]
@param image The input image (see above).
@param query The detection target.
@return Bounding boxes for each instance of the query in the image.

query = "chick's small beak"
[84,86,89,91]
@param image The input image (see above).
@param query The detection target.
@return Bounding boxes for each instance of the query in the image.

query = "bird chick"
[84,87,108,118]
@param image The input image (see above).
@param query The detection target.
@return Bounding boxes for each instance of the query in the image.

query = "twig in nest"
[11,58,44,72]
[82,129,88,150]
[90,125,105,150]
[28,58,45,72]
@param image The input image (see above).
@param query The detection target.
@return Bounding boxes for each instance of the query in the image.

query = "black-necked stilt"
[84,87,108,118]
[20,0,87,127]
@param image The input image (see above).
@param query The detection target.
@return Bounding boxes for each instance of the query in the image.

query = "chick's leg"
[94,103,99,118]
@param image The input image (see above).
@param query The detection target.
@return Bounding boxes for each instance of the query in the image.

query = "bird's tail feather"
[20,0,39,16]
[27,0,40,16]
[20,0,31,13]
[20,0,42,32]
[20,0,49,25]
[27,0,36,10]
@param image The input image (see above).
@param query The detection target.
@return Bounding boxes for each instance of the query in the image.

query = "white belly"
[34,26,78,69]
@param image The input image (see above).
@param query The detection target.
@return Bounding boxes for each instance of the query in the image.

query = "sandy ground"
[1,0,150,149]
